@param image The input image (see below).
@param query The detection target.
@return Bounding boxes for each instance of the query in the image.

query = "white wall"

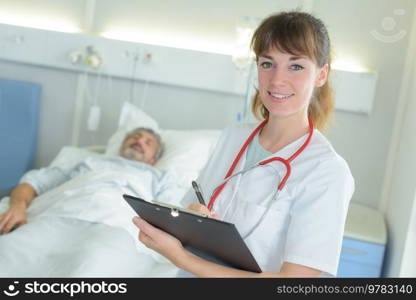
[76,75,244,146]
[314,0,416,276]
[399,199,416,276]
[313,0,416,209]
[0,0,85,32]
[381,12,416,275]
[93,0,304,54]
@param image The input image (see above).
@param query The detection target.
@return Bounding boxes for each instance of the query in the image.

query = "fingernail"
[133,216,142,224]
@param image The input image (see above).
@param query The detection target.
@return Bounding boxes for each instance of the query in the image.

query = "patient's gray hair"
[125,127,165,161]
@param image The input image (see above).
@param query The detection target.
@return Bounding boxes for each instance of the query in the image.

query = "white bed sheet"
[0,151,187,277]
[0,215,179,277]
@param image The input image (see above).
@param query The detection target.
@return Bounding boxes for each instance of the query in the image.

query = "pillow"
[155,129,220,187]
[50,146,104,170]
[105,102,221,187]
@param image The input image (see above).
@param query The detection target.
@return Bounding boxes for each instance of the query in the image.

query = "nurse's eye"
[290,64,304,71]
[259,61,273,69]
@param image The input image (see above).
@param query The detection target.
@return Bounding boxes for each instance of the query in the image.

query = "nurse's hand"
[132,216,184,262]
[186,203,221,220]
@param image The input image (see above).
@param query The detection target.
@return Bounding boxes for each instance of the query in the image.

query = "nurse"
[133,11,354,277]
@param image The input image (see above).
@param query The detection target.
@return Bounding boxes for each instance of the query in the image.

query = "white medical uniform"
[180,122,355,276]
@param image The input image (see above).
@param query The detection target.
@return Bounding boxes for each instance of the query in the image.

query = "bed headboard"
[0,78,41,195]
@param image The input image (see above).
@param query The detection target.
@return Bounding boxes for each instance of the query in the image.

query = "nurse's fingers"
[133,217,158,237]
[187,203,210,215]
[132,216,140,229]
[211,214,221,220]
[134,217,154,246]
[138,230,155,248]
[132,216,148,233]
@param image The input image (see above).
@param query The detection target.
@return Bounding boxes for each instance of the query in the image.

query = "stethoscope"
[208,118,314,239]
[206,117,314,238]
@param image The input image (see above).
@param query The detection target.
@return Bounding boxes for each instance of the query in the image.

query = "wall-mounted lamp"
[332,59,370,73]
[0,14,80,33]
[101,30,230,55]
[69,45,102,69]
[331,69,378,115]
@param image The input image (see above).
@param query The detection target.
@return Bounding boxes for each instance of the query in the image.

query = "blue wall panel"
[0,78,41,192]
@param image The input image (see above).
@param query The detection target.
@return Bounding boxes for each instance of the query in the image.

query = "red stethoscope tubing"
[207,118,314,211]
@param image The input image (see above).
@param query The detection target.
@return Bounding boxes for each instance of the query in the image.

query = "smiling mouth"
[268,92,295,102]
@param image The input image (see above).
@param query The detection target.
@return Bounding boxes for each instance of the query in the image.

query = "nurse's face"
[257,47,328,119]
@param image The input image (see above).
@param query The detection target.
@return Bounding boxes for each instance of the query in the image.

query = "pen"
[191,180,206,206]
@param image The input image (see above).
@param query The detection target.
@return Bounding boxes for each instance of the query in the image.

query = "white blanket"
[0,158,188,277]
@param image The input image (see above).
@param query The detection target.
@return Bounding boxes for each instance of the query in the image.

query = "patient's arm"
[0,183,37,234]
[10,183,37,208]
[19,167,71,196]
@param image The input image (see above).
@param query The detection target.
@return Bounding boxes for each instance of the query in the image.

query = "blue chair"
[0,78,41,196]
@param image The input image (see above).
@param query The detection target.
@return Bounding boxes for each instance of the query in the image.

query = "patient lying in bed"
[0,127,185,277]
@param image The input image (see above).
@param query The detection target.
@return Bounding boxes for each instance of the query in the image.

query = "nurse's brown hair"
[251,11,334,131]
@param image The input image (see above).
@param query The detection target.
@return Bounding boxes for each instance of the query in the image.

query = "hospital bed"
[0,102,221,277]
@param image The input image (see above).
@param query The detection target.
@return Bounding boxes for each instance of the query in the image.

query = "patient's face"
[119,130,159,165]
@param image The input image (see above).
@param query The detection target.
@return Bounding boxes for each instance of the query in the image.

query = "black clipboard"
[123,194,262,273]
